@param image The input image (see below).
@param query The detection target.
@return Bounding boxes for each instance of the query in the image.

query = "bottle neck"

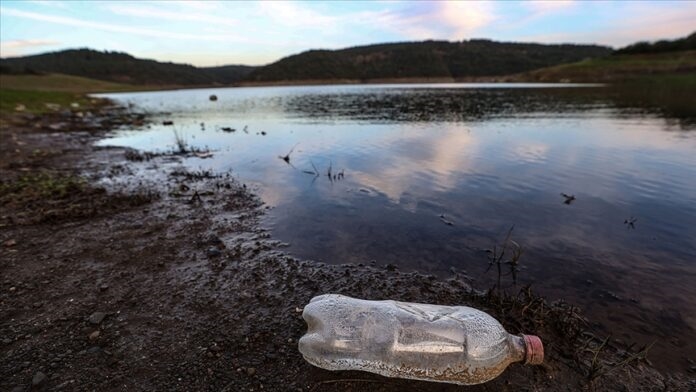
[508,335,527,363]
[509,334,544,365]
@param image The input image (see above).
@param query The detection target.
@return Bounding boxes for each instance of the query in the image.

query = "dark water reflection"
[283,87,608,122]
[97,84,696,373]
[285,84,696,128]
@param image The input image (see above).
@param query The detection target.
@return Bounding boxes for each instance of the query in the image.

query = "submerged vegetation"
[485,225,524,291]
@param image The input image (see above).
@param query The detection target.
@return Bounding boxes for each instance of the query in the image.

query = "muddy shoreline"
[0,105,691,391]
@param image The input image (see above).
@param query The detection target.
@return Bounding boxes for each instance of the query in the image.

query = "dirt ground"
[0,105,692,391]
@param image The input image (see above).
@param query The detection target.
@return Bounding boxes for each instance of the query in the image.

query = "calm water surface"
[97,84,696,372]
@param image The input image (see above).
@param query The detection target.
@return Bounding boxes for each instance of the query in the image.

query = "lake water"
[96,84,696,373]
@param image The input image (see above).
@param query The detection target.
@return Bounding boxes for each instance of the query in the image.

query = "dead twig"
[586,337,655,382]
[189,190,202,204]
[561,192,576,205]
[279,143,299,165]
[485,225,522,292]
[624,216,637,229]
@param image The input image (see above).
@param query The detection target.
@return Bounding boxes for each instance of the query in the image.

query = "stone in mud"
[206,247,221,258]
[32,371,47,386]
[86,346,102,354]
[207,235,223,245]
[88,312,107,325]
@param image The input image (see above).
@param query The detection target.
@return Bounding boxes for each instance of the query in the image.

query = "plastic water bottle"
[298,294,544,385]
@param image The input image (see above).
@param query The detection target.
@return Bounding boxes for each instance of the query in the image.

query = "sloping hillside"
[245,39,612,82]
[510,50,696,83]
[0,73,136,93]
[0,49,256,85]
[614,31,696,55]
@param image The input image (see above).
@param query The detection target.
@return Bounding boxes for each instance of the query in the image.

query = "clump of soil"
[0,107,692,391]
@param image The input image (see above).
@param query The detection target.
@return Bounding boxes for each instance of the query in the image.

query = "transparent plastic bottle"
[298,294,543,385]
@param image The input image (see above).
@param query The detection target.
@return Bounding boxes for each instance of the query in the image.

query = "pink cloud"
[361,1,497,41]
[0,39,60,57]
[520,2,696,47]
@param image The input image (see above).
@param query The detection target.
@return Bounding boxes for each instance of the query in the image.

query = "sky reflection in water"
[97,84,696,371]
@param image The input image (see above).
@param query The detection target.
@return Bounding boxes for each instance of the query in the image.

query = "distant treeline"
[12,36,687,85]
[614,32,696,55]
[246,40,611,82]
[0,49,256,85]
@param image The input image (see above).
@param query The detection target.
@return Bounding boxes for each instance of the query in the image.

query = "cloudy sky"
[1,0,695,66]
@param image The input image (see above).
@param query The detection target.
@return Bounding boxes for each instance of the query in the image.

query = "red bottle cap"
[522,334,544,365]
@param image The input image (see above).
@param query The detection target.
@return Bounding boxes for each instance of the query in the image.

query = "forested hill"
[245,39,612,82]
[614,31,696,55]
[1,39,612,86]
[0,49,256,85]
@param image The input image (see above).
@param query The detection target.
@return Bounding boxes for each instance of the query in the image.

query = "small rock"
[88,330,100,341]
[32,371,47,386]
[99,284,109,291]
[48,123,66,131]
[2,338,11,345]
[246,367,256,376]
[86,346,101,354]
[88,312,107,325]
[206,247,221,258]
[208,235,223,245]
[3,239,16,247]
